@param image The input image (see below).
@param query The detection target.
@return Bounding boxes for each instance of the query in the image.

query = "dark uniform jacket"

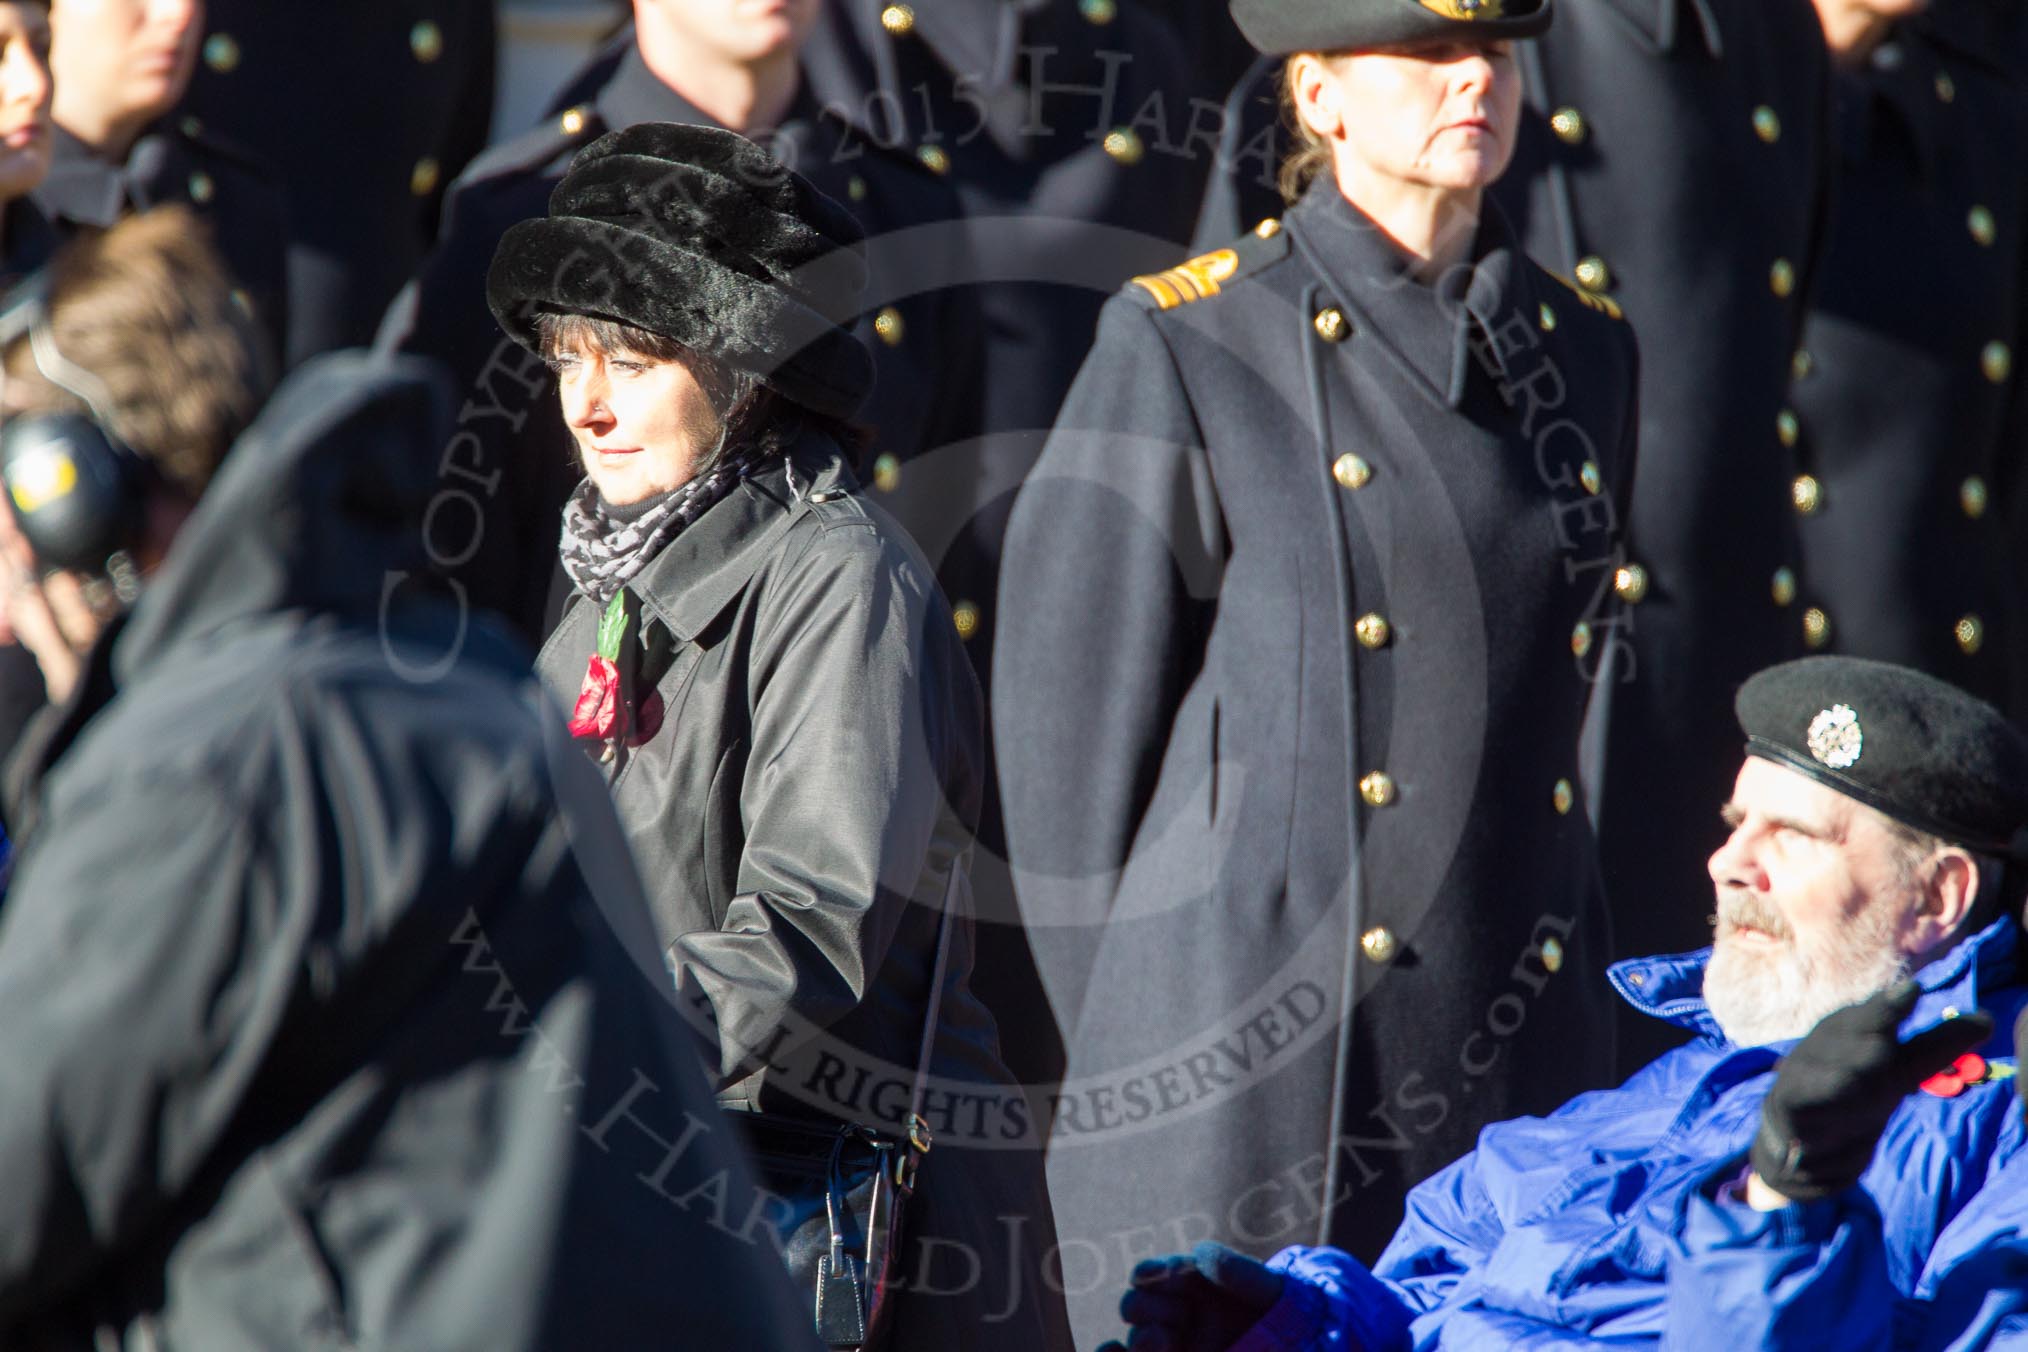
[382,40,979,650]
[34,121,288,364]
[533,438,1071,1351]
[1491,0,1834,1069]
[994,181,1638,1344]
[178,1,496,365]
[0,354,819,1350]
[1788,14,2028,716]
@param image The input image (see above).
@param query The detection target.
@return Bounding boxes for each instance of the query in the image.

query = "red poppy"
[568,655,622,740]
[1921,1052,1991,1099]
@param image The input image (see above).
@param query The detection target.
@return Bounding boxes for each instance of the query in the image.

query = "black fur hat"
[486,122,873,420]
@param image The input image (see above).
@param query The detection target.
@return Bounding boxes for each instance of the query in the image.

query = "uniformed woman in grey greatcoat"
[992,0,1638,1341]
[487,122,1068,1350]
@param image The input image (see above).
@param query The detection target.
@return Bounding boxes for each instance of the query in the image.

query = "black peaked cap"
[1737,656,2028,859]
[487,121,873,420]
[1231,0,1552,55]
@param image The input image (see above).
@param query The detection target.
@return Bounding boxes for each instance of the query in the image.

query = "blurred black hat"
[1231,0,1552,56]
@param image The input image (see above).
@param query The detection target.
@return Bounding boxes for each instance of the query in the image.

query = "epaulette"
[1551,274,1624,320]
[452,104,602,192]
[1129,217,1291,311]
[170,116,269,176]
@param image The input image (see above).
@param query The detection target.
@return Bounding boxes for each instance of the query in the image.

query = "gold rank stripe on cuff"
[1130,248,1241,310]
[1551,273,1624,320]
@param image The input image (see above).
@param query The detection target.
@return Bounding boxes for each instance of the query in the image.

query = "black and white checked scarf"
[557,450,765,608]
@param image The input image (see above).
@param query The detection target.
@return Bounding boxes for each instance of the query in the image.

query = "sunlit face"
[636,0,819,64]
[550,333,725,507]
[0,4,51,200]
[1811,0,1928,55]
[1299,40,1522,196]
[49,0,202,136]
[1702,757,1935,1045]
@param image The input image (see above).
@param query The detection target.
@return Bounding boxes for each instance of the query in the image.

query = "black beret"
[1231,0,1551,56]
[486,122,873,420]
[1737,656,2028,859]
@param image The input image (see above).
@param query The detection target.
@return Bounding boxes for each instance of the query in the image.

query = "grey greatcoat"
[535,435,1072,1350]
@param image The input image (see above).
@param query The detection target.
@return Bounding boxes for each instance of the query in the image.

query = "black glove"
[1751,981,1994,1202]
[1094,1242,1286,1352]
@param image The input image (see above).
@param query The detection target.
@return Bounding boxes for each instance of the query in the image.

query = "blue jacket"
[1229,919,2026,1352]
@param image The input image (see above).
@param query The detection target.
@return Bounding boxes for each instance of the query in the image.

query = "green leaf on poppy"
[596,590,628,661]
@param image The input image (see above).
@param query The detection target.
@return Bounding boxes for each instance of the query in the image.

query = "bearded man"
[1088,655,2028,1351]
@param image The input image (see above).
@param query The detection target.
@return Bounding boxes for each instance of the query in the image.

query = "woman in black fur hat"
[488,122,1068,1350]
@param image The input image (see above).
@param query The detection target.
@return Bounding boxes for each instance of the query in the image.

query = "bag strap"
[899,861,959,1180]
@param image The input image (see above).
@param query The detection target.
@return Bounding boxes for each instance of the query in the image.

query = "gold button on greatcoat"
[187,170,214,204]
[1753,105,1781,143]
[1957,615,1985,655]
[203,32,239,73]
[1354,613,1391,649]
[1538,302,1557,332]
[409,156,440,197]
[1770,258,1796,298]
[180,115,202,137]
[1102,128,1144,165]
[1314,307,1349,342]
[873,306,905,346]
[1571,621,1594,658]
[1359,771,1396,807]
[1574,255,1610,292]
[1982,341,2012,384]
[1333,454,1372,490]
[1969,206,1997,247]
[847,175,868,201]
[1803,607,1831,648]
[1772,567,1797,607]
[1360,926,1398,964]
[1792,473,1822,515]
[1936,71,1956,102]
[1776,409,1799,447]
[871,453,900,492]
[1579,461,1602,495]
[952,600,980,640]
[1080,0,1118,21]
[1541,936,1566,973]
[1552,778,1575,816]
[560,106,587,136]
[1255,218,1282,238]
[1792,349,1814,380]
[1614,563,1649,603]
[410,20,443,62]
[916,144,950,175]
[1962,475,1989,519]
[1550,107,1587,145]
[881,4,916,35]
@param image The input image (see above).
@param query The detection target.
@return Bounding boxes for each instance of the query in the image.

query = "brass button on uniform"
[1614,562,1649,603]
[1314,307,1349,342]
[881,4,916,35]
[229,287,251,315]
[1776,408,1798,447]
[409,156,440,197]
[1254,217,1281,239]
[410,20,443,62]
[847,175,868,201]
[1550,106,1587,145]
[1354,613,1391,649]
[916,144,950,175]
[1792,349,1814,380]
[1803,606,1831,648]
[1961,475,1989,519]
[1332,454,1372,490]
[1579,461,1603,496]
[1571,620,1594,658]
[1102,128,1144,165]
[559,106,587,136]
[1359,771,1396,807]
[1770,257,1796,298]
[1080,0,1118,21]
[1538,302,1556,332]
[1957,615,1985,655]
[1936,71,1956,102]
[1552,778,1575,816]
[1360,926,1398,964]
[1540,936,1565,973]
[187,170,214,204]
[1771,566,1797,607]
[203,32,239,73]
[1574,255,1610,292]
[1981,341,2012,384]
[871,453,901,492]
[1752,105,1781,143]
[1969,205,1997,247]
[179,114,202,137]
[952,600,980,640]
[873,306,905,346]
[1792,473,1822,515]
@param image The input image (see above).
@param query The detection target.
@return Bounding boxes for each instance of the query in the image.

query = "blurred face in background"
[636,0,820,66]
[0,3,51,200]
[1811,0,1927,60]
[49,0,203,151]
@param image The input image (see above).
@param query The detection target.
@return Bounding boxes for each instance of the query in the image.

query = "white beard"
[1702,890,1912,1047]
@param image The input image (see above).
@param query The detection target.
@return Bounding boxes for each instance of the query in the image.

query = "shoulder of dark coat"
[447,109,600,200]
[173,120,281,185]
[1123,219,1294,312]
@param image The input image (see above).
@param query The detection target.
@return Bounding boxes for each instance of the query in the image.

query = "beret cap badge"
[1807,704,1864,770]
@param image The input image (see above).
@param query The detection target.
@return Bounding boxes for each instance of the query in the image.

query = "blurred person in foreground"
[0,209,817,1349]
[1093,657,2027,1350]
